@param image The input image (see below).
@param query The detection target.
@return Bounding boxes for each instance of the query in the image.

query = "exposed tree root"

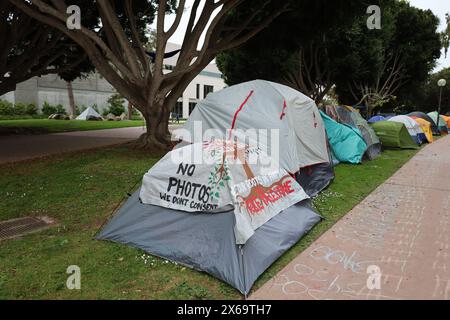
[126,133,172,155]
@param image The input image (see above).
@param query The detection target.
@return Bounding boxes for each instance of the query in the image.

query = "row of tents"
[368,111,450,148]
[96,80,448,296]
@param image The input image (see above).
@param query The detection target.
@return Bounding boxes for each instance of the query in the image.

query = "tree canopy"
[334,1,441,114]
[0,1,99,96]
[217,0,442,116]
[216,0,367,91]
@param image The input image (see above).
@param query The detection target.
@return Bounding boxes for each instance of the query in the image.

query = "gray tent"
[96,190,320,295]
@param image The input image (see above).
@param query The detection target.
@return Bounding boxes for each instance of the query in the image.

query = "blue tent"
[368,115,386,123]
[320,111,367,164]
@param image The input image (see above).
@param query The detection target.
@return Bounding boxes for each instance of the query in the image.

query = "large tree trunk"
[67,81,76,117]
[129,100,172,153]
[130,82,188,151]
[127,101,132,120]
[158,104,172,138]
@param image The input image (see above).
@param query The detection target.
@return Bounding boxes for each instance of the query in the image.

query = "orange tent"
[442,115,450,130]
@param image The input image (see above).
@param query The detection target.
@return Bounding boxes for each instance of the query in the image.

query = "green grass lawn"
[0,146,419,299]
[0,119,146,135]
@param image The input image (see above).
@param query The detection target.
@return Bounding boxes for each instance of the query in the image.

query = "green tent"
[320,111,367,164]
[370,121,419,149]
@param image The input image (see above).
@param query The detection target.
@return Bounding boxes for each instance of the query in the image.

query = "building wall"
[180,73,226,118]
[0,73,116,113]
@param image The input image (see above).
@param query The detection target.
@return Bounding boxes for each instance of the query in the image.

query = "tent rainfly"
[370,121,419,149]
[368,115,386,123]
[319,110,367,164]
[175,80,334,197]
[411,117,433,143]
[139,140,310,245]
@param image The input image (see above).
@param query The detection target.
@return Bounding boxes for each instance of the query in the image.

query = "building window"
[189,102,197,115]
[196,84,200,99]
[172,101,183,117]
[204,85,213,98]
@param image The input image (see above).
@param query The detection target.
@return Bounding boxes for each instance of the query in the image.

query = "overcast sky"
[156,0,449,71]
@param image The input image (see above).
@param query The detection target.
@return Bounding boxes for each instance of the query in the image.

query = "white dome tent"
[75,107,103,120]
[97,81,325,295]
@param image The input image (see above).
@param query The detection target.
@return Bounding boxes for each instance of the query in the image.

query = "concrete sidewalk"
[251,135,450,300]
[0,125,180,164]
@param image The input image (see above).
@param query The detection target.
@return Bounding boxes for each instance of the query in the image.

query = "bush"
[26,103,38,115]
[13,102,28,115]
[41,102,57,116]
[75,105,86,115]
[0,100,14,115]
[92,104,100,113]
[55,104,67,115]
[0,101,39,117]
[105,94,125,116]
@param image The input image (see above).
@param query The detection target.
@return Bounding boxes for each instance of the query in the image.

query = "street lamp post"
[437,79,446,129]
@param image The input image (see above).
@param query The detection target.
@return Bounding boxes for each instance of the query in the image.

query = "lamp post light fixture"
[437,79,446,129]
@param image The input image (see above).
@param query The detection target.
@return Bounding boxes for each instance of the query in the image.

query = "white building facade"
[1,42,226,118]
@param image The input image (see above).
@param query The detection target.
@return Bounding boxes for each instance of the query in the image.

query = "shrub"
[26,103,38,115]
[0,101,38,117]
[92,104,100,113]
[55,104,67,115]
[0,100,14,115]
[13,102,28,115]
[41,102,57,116]
[106,94,125,116]
[75,105,86,115]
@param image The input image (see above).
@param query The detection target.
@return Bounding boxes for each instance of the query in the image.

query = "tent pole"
[437,86,443,129]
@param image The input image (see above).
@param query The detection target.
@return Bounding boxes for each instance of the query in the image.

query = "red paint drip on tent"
[280,99,287,120]
[229,90,254,140]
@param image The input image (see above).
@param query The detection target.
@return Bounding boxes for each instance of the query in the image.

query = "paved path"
[0,125,181,164]
[251,135,450,300]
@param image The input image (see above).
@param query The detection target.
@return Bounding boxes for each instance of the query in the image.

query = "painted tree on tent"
[209,140,295,217]
[8,0,288,150]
